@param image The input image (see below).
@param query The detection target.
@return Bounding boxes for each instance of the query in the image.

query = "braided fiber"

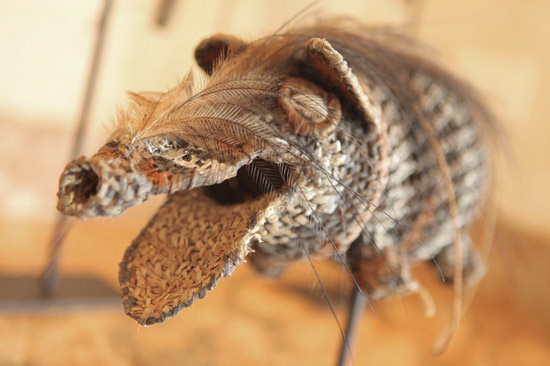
[56,20,491,326]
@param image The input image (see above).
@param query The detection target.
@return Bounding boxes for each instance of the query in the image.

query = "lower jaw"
[119,186,284,324]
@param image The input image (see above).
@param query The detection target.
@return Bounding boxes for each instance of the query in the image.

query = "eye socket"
[278,77,342,138]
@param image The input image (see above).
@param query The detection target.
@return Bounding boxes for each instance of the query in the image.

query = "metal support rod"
[337,287,368,366]
[40,0,114,295]
[156,0,178,27]
[40,216,73,296]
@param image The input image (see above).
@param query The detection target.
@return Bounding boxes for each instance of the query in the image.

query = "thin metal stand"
[40,0,113,295]
[156,0,179,27]
[40,215,74,296]
[337,287,368,366]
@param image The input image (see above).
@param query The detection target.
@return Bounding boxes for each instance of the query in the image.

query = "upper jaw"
[56,140,257,219]
[55,135,298,219]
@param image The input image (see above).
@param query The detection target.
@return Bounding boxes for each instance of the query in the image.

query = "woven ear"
[305,37,383,134]
[194,34,247,75]
[278,77,342,138]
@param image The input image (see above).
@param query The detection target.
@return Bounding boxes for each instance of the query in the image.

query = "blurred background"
[0,0,548,365]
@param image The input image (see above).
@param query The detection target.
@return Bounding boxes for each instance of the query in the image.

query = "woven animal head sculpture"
[56,21,490,335]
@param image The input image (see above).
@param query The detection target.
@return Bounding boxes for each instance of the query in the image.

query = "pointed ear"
[194,34,248,75]
[278,76,342,138]
[304,38,383,134]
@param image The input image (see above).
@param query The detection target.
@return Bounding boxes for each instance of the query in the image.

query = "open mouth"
[205,158,293,205]
[57,152,295,325]
[118,158,295,324]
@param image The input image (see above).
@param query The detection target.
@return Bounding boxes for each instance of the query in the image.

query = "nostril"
[58,154,157,218]
[58,159,101,207]
[72,166,99,204]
